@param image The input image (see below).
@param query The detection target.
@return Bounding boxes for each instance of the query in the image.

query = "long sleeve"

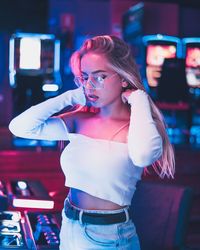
[9,87,86,141]
[127,90,163,167]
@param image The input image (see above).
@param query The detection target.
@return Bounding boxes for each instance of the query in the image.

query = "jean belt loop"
[65,197,70,208]
[79,210,84,225]
[124,207,129,223]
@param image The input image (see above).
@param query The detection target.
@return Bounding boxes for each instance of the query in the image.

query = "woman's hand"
[68,87,86,106]
[121,89,135,104]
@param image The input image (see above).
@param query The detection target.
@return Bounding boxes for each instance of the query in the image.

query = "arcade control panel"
[0,180,61,249]
[0,211,61,250]
[1,180,54,210]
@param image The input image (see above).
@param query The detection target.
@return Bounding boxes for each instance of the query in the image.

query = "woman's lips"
[86,94,99,102]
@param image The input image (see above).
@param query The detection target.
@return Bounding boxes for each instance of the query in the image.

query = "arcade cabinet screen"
[185,46,200,88]
[19,37,41,70]
[146,44,176,87]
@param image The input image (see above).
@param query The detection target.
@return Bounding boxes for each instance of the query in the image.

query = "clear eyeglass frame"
[74,73,117,90]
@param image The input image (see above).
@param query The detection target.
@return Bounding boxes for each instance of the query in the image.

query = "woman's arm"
[127,90,163,167]
[9,87,86,141]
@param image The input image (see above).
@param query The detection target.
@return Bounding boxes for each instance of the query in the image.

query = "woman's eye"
[82,76,89,81]
[96,75,106,82]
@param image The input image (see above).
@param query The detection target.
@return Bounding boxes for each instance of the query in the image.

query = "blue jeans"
[59,199,141,250]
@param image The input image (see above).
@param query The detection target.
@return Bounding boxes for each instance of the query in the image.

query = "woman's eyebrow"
[81,70,107,75]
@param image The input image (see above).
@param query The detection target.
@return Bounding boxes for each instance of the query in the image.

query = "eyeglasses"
[74,73,118,89]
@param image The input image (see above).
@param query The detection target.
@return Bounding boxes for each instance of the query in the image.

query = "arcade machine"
[143,35,190,145]
[122,2,144,76]
[182,38,200,147]
[0,180,61,249]
[143,34,182,97]
[9,32,61,148]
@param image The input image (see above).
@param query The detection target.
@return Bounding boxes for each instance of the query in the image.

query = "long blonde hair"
[70,35,175,178]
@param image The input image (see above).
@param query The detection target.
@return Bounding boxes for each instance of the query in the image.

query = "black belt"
[64,201,130,225]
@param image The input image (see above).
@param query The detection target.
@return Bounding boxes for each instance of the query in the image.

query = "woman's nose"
[84,78,95,89]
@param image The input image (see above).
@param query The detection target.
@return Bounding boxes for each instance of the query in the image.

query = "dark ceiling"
[143,0,200,7]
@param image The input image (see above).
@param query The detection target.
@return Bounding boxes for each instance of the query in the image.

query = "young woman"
[9,35,175,250]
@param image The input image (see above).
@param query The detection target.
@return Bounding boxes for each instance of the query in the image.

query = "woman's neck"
[98,100,130,120]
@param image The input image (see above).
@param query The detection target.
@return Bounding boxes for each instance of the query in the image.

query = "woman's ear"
[121,79,129,88]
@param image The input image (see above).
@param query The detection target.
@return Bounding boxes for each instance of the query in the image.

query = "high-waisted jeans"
[59,198,141,250]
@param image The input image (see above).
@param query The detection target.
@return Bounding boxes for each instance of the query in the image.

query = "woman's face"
[80,52,123,108]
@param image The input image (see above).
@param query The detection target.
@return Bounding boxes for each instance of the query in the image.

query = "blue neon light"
[143,34,182,58]
[54,40,60,72]
[182,37,200,56]
[9,38,15,87]
[13,32,55,40]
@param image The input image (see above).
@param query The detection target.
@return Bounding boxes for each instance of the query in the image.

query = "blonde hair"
[70,35,175,178]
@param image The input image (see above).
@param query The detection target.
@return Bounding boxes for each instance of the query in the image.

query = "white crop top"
[9,88,163,206]
[61,133,143,206]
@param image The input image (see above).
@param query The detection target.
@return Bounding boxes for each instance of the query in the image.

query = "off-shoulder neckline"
[68,133,127,146]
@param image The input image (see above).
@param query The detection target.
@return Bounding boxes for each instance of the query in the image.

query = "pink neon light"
[13,198,54,209]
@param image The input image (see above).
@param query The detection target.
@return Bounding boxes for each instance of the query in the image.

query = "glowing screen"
[146,44,176,87]
[19,37,41,69]
[185,47,200,87]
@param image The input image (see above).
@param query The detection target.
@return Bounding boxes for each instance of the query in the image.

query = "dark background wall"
[0,0,48,33]
[0,0,200,126]
[179,5,200,37]
[48,0,111,36]
[0,0,48,126]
